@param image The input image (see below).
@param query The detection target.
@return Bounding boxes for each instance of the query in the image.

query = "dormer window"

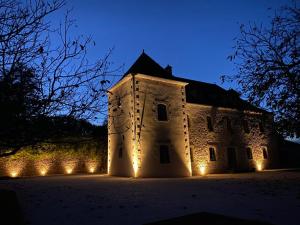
[157,104,168,121]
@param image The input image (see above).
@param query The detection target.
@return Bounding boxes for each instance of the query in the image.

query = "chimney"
[165,65,172,76]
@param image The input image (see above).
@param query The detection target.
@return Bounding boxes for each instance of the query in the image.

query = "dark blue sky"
[63,0,289,90]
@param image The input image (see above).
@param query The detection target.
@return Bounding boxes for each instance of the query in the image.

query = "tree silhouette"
[223,3,300,137]
[0,0,117,156]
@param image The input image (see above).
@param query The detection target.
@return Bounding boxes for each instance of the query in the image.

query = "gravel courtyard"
[1,171,300,225]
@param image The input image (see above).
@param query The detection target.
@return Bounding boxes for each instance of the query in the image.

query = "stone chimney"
[165,65,172,76]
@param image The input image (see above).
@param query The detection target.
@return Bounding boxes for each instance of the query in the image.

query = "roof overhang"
[108,73,188,93]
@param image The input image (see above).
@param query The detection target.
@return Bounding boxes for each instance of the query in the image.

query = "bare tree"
[0,0,119,156]
[223,3,300,138]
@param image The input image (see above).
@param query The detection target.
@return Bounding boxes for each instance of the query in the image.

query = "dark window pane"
[157,104,168,121]
[209,147,216,161]
[246,147,253,159]
[243,120,250,133]
[160,145,170,163]
[207,116,213,131]
[263,148,268,159]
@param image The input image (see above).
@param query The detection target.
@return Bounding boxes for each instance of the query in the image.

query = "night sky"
[58,0,289,89]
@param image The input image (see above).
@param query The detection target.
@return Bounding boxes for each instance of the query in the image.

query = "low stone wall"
[0,139,107,177]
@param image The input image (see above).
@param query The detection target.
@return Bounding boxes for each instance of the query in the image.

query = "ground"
[0,171,300,225]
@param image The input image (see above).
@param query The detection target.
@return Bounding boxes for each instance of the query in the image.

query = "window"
[243,120,250,133]
[262,147,268,159]
[157,104,168,121]
[118,147,123,158]
[159,145,170,163]
[209,147,216,161]
[207,116,213,132]
[226,117,232,131]
[246,147,253,159]
[259,121,264,133]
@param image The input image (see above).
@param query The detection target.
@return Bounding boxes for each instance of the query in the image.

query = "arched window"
[207,116,213,132]
[262,147,268,159]
[209,147,216,161]
[157,104,168,121]
[246,147,253,159]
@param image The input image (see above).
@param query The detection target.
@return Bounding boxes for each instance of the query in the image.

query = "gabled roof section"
[122,52,267,113]
[124,52,172,78]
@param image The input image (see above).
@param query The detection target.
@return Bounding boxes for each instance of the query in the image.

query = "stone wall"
[0,139,106,177]
[187,103,279,175]
[134,75,191,177]
[108,76,134,176]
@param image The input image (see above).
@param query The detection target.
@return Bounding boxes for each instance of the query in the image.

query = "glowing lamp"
[89,167,95,173]
[256,163,263,171]
[40,169,47,176]
[10,172,18,178]
[66,168,73,174]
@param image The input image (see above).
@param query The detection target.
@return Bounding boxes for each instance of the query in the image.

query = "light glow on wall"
[35,160,51,176]
[66,168,73,174]
[6,160,26,178]
[62,159,78,175]
[132,155,138,177]
[256,161,263,171]
[10,171,18,178]
[132,142,139,177]
[40,169,47,176]
[85,160,98,173]
[199,164,206,175]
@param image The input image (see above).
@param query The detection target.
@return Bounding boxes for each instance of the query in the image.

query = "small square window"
[209,147,216,161]
[160,145,170,164]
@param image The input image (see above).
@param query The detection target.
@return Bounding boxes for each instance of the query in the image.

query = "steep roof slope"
[124,52,266,113]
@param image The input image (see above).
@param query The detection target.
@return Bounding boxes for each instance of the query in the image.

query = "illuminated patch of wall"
[85,159,98,173]
[62,158,78,174]
[35,158,53,176]
[5,159,27,177]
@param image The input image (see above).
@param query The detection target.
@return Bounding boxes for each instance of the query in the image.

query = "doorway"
[227,147,237,170]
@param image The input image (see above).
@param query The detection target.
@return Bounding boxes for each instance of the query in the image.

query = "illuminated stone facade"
[108,53,279,177]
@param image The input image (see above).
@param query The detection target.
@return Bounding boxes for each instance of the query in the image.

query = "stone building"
[108,52,279,177]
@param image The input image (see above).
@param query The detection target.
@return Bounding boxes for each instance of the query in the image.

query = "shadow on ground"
[0,190,24,225]
[144,212,274,225]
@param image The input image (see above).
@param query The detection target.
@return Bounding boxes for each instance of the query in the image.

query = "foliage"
[0,0,114,156]
[222,3,300,137]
